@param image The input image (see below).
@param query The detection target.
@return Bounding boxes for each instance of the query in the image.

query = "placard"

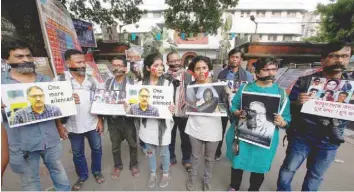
[72,18,97,47]
[97,64,113,82]
[90,89,126,116]
[224,80,248,107]
[1,81,77,128]
[126,85,173,119]
[237,92,281,149]
[301,77,354,121]
[186,82,228,117]
[36,0,82,74]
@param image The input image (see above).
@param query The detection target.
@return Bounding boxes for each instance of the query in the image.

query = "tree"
[59,0,144,25]
[164,0,239,35]
[305,0,354,43]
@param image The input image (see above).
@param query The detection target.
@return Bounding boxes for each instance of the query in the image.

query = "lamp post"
[250,15,258,34]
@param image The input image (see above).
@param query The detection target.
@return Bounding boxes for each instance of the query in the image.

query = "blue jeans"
[145,144,170,174]
[69,130,102,180]
[277,136,337,191]
[9,144,70,191]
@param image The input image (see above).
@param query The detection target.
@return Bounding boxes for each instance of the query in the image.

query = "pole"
[255,22,258,34]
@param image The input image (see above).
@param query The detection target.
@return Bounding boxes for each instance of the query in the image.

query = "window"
[240,11,250,18]
[272,11,281,18]
[287,11,296,17]
[153,12,161,18]
[268,35,277,41]
[283,35,292,41]
[256,11,265,18]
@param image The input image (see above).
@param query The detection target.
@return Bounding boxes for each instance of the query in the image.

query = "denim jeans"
[68,130,102,180]
[145,143,170,174]
[169,116,191,163]
[9,143,70,191]
[277,136,337,191]
[215,116,228,158]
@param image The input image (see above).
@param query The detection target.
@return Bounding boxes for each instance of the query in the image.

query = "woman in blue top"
[225,57,291,191]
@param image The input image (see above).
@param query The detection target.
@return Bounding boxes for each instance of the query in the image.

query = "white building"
[301,11,321,39]
[101,0,316,62]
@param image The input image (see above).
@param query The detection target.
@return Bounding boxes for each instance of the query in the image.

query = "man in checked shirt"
[11,86,62,125]
[128,88,159,117]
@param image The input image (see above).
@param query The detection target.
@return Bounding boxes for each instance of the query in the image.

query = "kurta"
[225,82,291,173]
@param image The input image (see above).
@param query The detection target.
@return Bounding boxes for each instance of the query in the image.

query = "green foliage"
[59,0,144,25]
[164,0,239,35]
[305,0,354,43]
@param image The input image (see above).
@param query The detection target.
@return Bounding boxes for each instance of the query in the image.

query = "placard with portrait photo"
[90,89,126,116]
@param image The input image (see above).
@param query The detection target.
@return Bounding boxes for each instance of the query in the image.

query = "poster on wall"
[34,57,54,79]
[97,64,113,82]
[237,92,281,149]
[90,89,126,116]
[72,18,97,47]
[1,81,77,128]
[301,77,354,121]
[126,85,173,119]
[36,0,82,75]
[186,82,228,117]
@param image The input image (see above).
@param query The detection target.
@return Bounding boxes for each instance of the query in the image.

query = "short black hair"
[321,42,352,58]
[188,55,213,72]
[166,51,179,62]
[309,88,319,92]
[1,40,33,59]
[228,48,244,59]
[314,77,321,82]
[64,49,84,61]
[143,52,163,78]
[325,90,334,95]
[112,56,127,67]
[339,91,349,97]
[253,57,278,73]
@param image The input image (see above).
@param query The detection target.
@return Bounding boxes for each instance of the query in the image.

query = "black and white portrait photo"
[186,82,227,116]
[237,92,281,148]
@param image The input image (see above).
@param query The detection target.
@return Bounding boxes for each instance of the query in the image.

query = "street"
[2,129,354,191]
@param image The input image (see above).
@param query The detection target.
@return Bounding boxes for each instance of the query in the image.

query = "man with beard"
[1,40,70,191]
[216,48,254,161]
[105,56,140,179]
[59,49,104,190]
[11,86,62,125]
[164,51,192,172]
[277,42,353,191]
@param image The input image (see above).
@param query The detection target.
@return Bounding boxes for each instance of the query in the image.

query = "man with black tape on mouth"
[61,49,104,190]
[1,40,71,191]
[105,56,140,180]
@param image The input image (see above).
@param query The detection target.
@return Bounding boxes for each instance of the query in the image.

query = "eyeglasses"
[28,94,44,99]
[261,68,278,72]
[328,54,350,60]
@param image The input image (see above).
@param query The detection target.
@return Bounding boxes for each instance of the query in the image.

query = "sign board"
[36,0,82,75]
[72,18,97,47]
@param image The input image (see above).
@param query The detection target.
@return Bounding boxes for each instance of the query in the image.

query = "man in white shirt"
[60,49,104,191]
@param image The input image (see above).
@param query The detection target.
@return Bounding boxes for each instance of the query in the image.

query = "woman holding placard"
[127,53,175,188]
[184,56,223,191]
[225,58,291,191]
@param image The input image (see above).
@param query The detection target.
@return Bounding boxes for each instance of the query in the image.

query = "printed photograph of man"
[320,90,335,101]
[340,80,352,92]
[127,88,159,117]
[239,101,275,142]
[311,77,323,89]
[10,86,62,125]
[308,88,320,99]
[336,92,349,103]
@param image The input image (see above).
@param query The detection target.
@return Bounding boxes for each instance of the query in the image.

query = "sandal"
[131,167,140,177]
[71,179,85,191]
[93,172,105,184]
[111,168,121,180]
[183,163,192,172]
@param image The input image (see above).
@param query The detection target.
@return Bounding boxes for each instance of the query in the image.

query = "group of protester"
[1,39,353,191]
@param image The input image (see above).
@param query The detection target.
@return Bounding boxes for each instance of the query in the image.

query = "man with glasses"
[277,42,353,191]
[105,56,140,179]
[11,86,62,125]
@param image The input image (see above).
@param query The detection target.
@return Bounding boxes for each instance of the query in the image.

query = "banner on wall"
[72,18,97,47]
[1,81,77,128]
[36,0,82,75]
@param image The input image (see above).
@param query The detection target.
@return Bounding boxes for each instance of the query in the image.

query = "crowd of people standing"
[1,39,353,191]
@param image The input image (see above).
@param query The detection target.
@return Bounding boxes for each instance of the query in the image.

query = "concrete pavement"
[2,129,354,191]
